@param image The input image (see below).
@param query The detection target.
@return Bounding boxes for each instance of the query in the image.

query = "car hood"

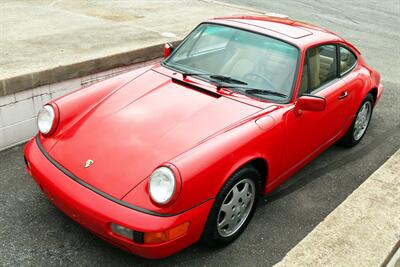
[49,70,262,199]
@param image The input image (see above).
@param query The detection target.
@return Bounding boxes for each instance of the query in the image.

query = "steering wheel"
[244,73,276,91]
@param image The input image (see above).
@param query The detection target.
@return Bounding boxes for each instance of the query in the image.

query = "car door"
[282,44,351,171]
[337,45,362,119]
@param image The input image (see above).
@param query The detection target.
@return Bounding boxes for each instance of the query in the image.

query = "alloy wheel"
[217,178,256,237]
[353,101,372,141]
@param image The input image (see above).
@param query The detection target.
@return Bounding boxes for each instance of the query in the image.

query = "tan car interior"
[298,45,357,96]
[184,36,356,99]
[340,47,356,74]
[183,28,298,96]
[298,46,337,96]
[186,39,297,95]
[218,42,297,94]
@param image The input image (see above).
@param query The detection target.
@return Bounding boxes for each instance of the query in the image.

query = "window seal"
[306,49,311,95]
[310,77,341,95]
[336,44,341,78]
[339,44,358,78]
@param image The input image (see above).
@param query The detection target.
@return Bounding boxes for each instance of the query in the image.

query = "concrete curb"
[0,58,161,151]
[0,42,169,98]
[0,0,263,150]
[384,240,400,267]
[0,1,264,98]
[274,149,400,267]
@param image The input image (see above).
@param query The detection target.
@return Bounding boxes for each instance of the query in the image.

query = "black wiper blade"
[209,75,248,86]
[222,86,288,98]
[245,88,288,98]
[182,73,247,86]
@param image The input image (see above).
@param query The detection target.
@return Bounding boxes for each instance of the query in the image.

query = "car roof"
[208,16,346,49]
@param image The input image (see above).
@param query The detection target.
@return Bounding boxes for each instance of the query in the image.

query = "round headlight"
[149,167,176,205]
[37,105,55,134]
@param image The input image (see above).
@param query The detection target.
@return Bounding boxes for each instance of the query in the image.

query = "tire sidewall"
[341,93,374,147]
[351,94,374,144]
[201,165,261,247]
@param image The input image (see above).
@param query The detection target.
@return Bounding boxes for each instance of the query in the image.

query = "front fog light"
[110,223,134,240]
[110,223,145,244]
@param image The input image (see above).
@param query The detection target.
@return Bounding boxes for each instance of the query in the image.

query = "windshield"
[165,23,299,102]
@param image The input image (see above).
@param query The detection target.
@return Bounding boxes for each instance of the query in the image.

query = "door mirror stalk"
[164,43,174,58]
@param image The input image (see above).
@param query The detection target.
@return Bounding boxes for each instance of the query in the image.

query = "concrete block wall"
[0,58,161,151]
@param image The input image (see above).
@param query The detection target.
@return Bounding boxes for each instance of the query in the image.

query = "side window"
[298,44,338,96]
[340,46,357,75]
[298,56,309,96]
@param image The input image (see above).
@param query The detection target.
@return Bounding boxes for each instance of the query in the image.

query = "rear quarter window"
[340,46,357,75]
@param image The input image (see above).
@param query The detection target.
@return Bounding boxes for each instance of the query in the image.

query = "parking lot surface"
[1,0,399,266]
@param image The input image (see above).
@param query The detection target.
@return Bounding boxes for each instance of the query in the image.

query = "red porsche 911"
[24,16,383,258]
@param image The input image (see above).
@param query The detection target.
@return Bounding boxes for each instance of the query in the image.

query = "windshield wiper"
[171,69,287,98]
[182,73,248,86]
[222,86,288,98]
[245,88,288,98]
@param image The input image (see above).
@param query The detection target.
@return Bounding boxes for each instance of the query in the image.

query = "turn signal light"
[144,222,190,244]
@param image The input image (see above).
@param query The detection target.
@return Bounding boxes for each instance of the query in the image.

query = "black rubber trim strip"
[35,135,213,217]
[133,231,145,244]
[171,77,221,98]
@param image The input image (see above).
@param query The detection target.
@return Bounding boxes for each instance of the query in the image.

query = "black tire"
[340,93,374,147]
[201,165,261,247]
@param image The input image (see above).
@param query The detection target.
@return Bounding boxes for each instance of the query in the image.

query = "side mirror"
[294,95,326,116]
[164,43,174,58]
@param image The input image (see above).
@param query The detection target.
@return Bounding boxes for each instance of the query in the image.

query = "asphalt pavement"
[1,0,399,266]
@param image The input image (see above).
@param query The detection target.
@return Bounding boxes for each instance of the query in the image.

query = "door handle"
[338,91,348,100]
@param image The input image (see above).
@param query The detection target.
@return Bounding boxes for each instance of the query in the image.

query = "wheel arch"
[220,156,269,196]
[246,158,268,193]
[369,87,378,104]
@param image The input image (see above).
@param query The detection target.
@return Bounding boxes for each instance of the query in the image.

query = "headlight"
[37,105,55,134]
[149,166,176,205]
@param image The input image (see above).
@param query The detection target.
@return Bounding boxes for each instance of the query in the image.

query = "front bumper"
[376,83,384,105]
[24,138,213,259]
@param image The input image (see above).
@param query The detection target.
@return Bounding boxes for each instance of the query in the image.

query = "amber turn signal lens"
[144,222,190,244]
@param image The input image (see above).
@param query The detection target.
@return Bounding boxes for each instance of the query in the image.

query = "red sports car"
[24,16,383,258]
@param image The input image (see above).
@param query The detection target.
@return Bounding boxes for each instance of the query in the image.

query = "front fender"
[39,66,153,151]
[123,116,284,215]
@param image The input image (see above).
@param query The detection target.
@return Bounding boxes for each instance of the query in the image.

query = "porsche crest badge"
[84,159,94,168]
